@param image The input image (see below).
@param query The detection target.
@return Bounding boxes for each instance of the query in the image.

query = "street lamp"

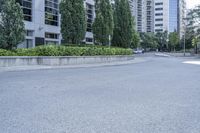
[184,29,186,56]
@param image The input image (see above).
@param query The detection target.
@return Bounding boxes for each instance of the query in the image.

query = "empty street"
[0,56,200,133]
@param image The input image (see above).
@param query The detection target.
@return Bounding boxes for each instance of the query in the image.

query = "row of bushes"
[0,45,133,56]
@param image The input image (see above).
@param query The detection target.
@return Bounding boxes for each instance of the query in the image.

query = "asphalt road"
[0,56,200,133]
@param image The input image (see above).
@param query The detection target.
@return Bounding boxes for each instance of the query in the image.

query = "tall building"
[129,0,186,38]
[154,0,169,32]
[129,0,154,33]
[84,0,95,44]
[16,0,95,48]
[11,0,186,48]
[154,0,186,37]
[178,0,187,38]
[17,0,61,48]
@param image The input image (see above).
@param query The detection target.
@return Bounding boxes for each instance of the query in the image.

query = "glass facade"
[16,0,32,21]
[86,3,94,32]
[137,0,142,32]
[146,0,153,32]
[169,0,178,32]
[45,0,59,26]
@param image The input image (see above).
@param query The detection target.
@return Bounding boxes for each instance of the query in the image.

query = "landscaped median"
[0,45,134,67]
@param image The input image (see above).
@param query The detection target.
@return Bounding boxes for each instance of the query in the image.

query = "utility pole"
[109,35,111,48]
[184,32,186,56]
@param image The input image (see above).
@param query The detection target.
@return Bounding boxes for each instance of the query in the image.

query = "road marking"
[183,61,200,65]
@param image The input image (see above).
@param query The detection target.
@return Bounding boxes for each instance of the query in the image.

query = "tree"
[112,0,135,48]
[187,5,200,29]
[0,0,25,50]
[93,0,114,45]
[155,31,168,51]
[60,0,86,44]
[186,5,200,52]
[192,36,199,54]
[131,32,140,49]
[184,26,195,49]
[0,0,4,11]
[169,32,179,51]
[140,33,158,51]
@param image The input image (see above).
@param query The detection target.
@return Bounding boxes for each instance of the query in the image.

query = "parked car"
[133,48,144,54]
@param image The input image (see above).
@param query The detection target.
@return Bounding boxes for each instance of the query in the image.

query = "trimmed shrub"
[0,45,133,56]
[0,49,16,56]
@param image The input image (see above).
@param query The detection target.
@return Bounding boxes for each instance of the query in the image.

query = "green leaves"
[60,0,86,44]
[155,31,168,51]
[0,0,25,50]
[140,33,158,50]
[0,45,132,56]
[169,32,179,51]
[112,0,135,48]
[131,32,140,49]
[93,0,114,45]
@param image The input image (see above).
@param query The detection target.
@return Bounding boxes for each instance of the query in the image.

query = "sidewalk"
[0,58,145,72]
[155,53,171,57]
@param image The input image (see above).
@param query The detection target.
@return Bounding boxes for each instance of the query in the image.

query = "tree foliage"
[169,32,179,51]
[0,0,4,11]
[140,33,158,51]
[0,0,25,50]
[112,0,135,48]
[155,31,168,51]
[93,0,114,45]
[131,32,140,49]
[186,5,200,53]
[187,5,200,27]
[60,0,86,44]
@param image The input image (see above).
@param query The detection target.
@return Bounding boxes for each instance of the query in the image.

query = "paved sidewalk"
[155,53,171,57]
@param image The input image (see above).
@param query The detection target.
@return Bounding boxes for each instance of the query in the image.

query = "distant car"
[133,49,144,54]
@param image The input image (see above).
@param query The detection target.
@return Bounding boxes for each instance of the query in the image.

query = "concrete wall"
[0,56,134,67]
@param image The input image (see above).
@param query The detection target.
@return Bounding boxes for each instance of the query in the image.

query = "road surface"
[0,56,200,133]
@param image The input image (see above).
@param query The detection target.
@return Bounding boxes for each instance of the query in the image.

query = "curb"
[155,53,170,57]
[0,58,145,72]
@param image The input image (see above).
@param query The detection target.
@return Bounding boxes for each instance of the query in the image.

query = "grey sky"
[186,0,200,9]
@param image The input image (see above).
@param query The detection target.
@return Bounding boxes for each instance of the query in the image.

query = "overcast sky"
[186,0,200,9]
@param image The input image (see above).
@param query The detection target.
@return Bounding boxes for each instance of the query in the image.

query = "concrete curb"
[0,58,145,72]
[0,55,134,67]
[155,53,170,57]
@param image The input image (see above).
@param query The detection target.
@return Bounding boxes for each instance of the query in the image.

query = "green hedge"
[0,45,132,56]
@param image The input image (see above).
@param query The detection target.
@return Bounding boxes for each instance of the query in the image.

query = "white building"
[129,0,186,37]
[154,0,169,32]
[129,0,154,33]
[17,0,95,48]
[154,0,186,38]
[15,0,186,48]
[84,0,95,44]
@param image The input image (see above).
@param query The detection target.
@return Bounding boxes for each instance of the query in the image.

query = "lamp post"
[109,35,111,48]
[184,30,186,56]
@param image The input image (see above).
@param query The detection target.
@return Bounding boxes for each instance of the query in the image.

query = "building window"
[16,0,32,21]
[86,38,93,43]
[86,3,94,32]
[26,39,33,48]
[155,8,163,11]
[155,24,163,27]
[155,18,163,21]
[26,30,34,37]
[155,29,163,32]
[155,2,163,5]
[18,39,33,48]
[45,41,59,45]
[45,32,59,39]
[45,0,59,26]
[155,13,163,16]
